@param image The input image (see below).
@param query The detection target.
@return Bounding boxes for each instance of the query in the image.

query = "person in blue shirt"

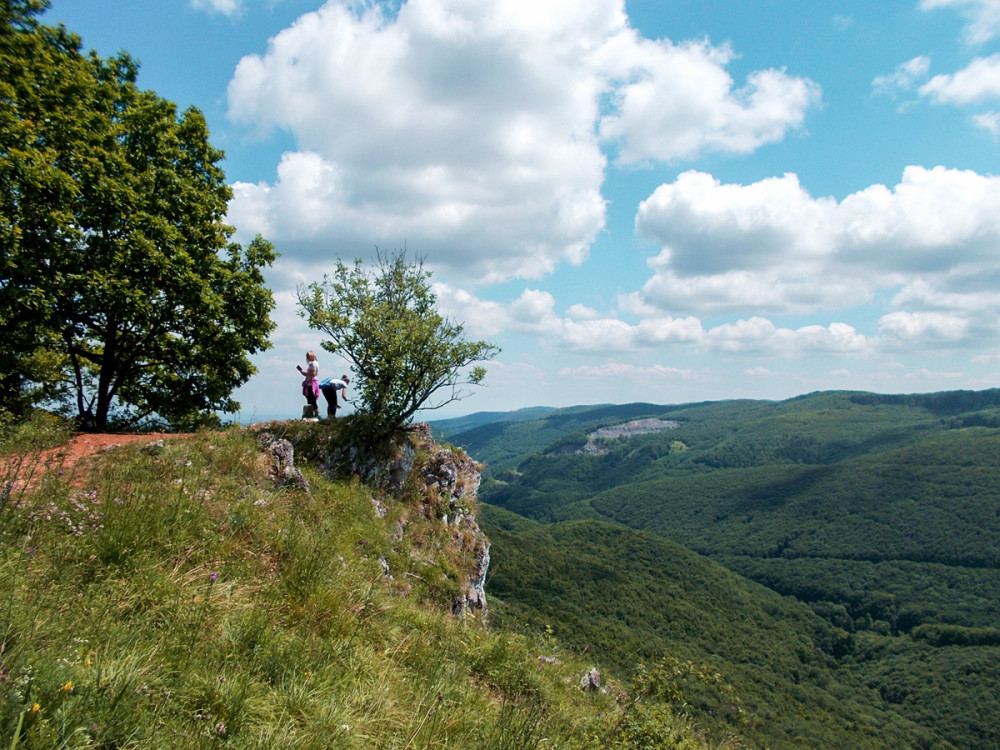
[319,374,350,418]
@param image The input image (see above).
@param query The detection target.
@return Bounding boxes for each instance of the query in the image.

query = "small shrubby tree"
[297,250,500,443]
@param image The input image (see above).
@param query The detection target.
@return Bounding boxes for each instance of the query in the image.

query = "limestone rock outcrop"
[257,421,490,620]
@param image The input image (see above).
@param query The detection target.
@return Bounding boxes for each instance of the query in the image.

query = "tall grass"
[0,420,719,749]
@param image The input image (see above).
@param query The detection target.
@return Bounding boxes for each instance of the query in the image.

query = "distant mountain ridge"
[426,405,559,436]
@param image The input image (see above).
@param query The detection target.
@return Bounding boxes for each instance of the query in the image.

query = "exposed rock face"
[257,421,490,620]
[256,433,309,492]
[326,435,416,490]
[407,424,490,619]
[453,543,490,618]
[579,668,602,692]
[589,418,680,440]
[579,418,680,455]
[544,418,682,458]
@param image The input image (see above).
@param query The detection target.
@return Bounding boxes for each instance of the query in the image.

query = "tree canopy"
[297,251,499,442]
[0,0,276,429]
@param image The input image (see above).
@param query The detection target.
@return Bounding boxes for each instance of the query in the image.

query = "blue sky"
[46,0,1000,420]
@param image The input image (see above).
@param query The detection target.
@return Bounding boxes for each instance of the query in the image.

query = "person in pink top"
[296,350,319,418]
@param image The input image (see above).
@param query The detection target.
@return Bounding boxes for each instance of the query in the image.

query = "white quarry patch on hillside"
[581,418,680,454]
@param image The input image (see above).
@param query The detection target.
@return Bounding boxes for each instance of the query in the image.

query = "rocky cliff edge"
[255,421,490,621]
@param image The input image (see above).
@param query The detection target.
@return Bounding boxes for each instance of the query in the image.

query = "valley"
[434,389,1000,749]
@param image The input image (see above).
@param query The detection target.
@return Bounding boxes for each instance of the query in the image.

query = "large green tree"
[0,0,276,429]
[297,251,500,442]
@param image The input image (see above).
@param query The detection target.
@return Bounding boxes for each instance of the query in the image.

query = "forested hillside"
[483,509,942,749]
[437,389,1000,749]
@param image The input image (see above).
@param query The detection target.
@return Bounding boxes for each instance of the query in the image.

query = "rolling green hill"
[448,389,1000,749]
[434,401,689,474]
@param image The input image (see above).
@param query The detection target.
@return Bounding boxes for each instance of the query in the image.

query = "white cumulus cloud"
[436,283,873,357]
[597,36,821,163]
[635,166,1000,323]
[228,0,612,284]
[703,318,868,355]
[919,53,1000,104]
[877,311,971,343]
[226,0,820,285]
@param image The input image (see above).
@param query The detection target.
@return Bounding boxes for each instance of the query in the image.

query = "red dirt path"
[8,433,192,490]
[42,433,188,472]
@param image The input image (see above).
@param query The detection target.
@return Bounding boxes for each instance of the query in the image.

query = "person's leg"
[322,387,337,418]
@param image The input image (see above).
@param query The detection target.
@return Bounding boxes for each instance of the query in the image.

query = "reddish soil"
[6,433,191,490]
[44,433,187,471]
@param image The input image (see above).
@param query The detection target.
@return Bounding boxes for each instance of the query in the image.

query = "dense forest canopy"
[436,388,1000,749]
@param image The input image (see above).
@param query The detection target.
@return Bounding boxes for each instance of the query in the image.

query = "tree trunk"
[94,323,118,430]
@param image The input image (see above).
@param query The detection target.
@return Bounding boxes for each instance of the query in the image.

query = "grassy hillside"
[461,389,1000,749]
[7,387,995,748]
[0,413,725,750]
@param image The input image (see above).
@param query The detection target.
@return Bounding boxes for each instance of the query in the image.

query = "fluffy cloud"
[836,166,1000,270]
[920,0,1000,45]
[508,289,563,331]
[877,311,971,342]
[596,36,821,163]
[919,53,1000,104]
[433,284,562,338]
[704,318,869,355]
[429,161,1000,360]
[636,167,1000,320]
[227,0,615,283]
[872,56,931,97]
[636,171,837,276]
[435,283,872,356]
[226,0,819,284]
[891,277,1000,313]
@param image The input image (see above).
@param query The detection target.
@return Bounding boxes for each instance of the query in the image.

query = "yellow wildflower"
[30,703,40,714]
[62,681,73,693]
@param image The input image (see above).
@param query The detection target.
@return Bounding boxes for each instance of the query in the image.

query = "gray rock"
[579,668,601,692]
